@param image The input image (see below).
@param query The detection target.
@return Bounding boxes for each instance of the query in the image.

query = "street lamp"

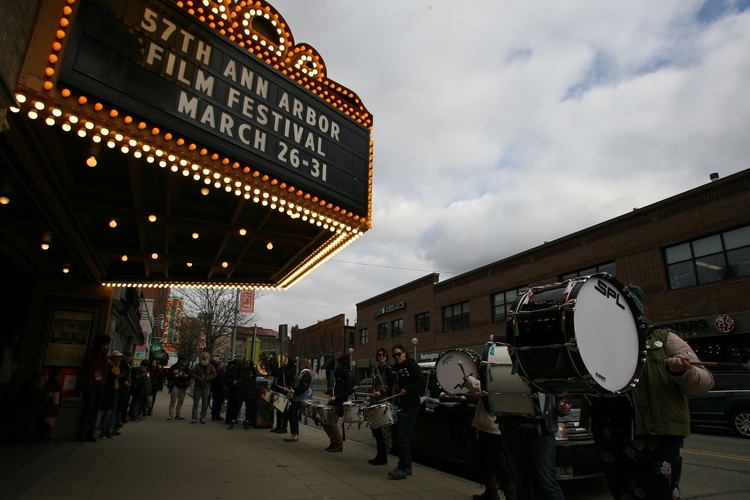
[411,337,419,361]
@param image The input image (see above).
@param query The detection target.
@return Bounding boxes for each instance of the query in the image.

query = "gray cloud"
[253,1,750,331]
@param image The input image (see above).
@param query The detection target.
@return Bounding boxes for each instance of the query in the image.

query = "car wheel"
[731,410,750,438]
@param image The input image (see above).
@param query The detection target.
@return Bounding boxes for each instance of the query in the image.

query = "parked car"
[406,363,600,481]
[689,371,750,438]
[353,377,373,395]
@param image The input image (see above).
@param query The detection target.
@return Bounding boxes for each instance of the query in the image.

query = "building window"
[561,262,617,281]
[665,225,750,289]
[301,344,306,357]
[320,337,325,353]
[330,334,335,352]
[392,319,403,338]
[359,328,369,345]
[415,312,430,333]
[491,286,528,324]
[443,302,470,332]
[310,339,315,354]
[377,323,388,341]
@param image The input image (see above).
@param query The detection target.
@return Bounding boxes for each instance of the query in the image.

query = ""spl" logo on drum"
[594,280,626,310]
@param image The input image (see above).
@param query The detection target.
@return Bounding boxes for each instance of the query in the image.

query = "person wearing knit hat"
[320,354,354,452]
[589,284,715,500]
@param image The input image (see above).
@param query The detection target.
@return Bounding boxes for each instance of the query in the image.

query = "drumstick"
[689,361,750,371]
[458,360,466,376]
[378,393,401,402]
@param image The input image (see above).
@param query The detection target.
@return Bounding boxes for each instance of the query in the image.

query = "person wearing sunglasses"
[369,347,397,465]
[387,345,425,480]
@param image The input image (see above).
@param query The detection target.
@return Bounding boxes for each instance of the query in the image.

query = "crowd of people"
[8,282,716,500]
[76,335,165,442]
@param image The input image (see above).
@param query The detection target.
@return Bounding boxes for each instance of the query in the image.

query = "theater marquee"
[61,0,369,214]
[8,0,374,290]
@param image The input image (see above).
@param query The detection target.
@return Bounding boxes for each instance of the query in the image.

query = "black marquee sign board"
[60,0,369,214]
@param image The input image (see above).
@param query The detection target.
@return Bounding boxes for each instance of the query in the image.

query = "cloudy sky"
[250,0,750,332]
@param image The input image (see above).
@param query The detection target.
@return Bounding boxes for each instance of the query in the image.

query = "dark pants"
[274,408,288,429]
[592,398,684,500]
[229,396,257,426]
[477,430,514,490]
[76,384,105,440]
[288,401,302,435]
[396,410,418,471]
[148,387,159,412]
[502,427,564,500]
[372,426,388,457]
[211,387,225,418]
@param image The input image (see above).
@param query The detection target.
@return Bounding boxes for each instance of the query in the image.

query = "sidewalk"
[9,396,479,500]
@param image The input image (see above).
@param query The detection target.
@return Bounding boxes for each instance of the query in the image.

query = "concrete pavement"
[9,396,480,500]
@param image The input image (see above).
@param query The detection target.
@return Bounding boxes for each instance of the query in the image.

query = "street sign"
[150,341,163,353]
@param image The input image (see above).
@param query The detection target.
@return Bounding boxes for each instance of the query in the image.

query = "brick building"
[287,314,357,379]
[354,168,750,379]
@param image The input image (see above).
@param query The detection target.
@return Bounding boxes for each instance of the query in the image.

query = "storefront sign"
[372,301,405,318]
[418,352,439,362]
[60,0,369,213]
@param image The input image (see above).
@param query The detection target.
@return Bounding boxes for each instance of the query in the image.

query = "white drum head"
[574,277,640,393]
[435,350,479,394]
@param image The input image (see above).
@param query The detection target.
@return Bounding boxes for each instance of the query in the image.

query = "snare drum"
[343,400,366,424]
[435,349,481,394]
[481,343,537,416]
[365,402,397,429]
[315,404,335,426]
[259,389,273,404]
[507,273,646,395]
[271,391,290,413]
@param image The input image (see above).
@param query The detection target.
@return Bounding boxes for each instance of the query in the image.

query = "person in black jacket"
[226,359,260,430]
[387,344,425,480]
[369,347,397,465]
[321,354,354,452]
[210,362,226,421]
[146,359,164,416]
[167,355,191,421]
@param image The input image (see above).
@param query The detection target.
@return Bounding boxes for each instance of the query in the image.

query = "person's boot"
[473,477,500,500]
[368,451,388,465]
[228,422,235,430]
[500,484,517,500]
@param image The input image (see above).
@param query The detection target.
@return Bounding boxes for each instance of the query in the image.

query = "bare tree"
[172,289,260,358]
[174,316,203,362]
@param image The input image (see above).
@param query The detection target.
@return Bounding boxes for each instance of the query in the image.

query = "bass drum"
[507,273,646,395]
[435,349,481,395]
[480,343,537,416]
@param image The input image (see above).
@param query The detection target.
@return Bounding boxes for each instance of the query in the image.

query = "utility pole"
[231,289,239,360]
